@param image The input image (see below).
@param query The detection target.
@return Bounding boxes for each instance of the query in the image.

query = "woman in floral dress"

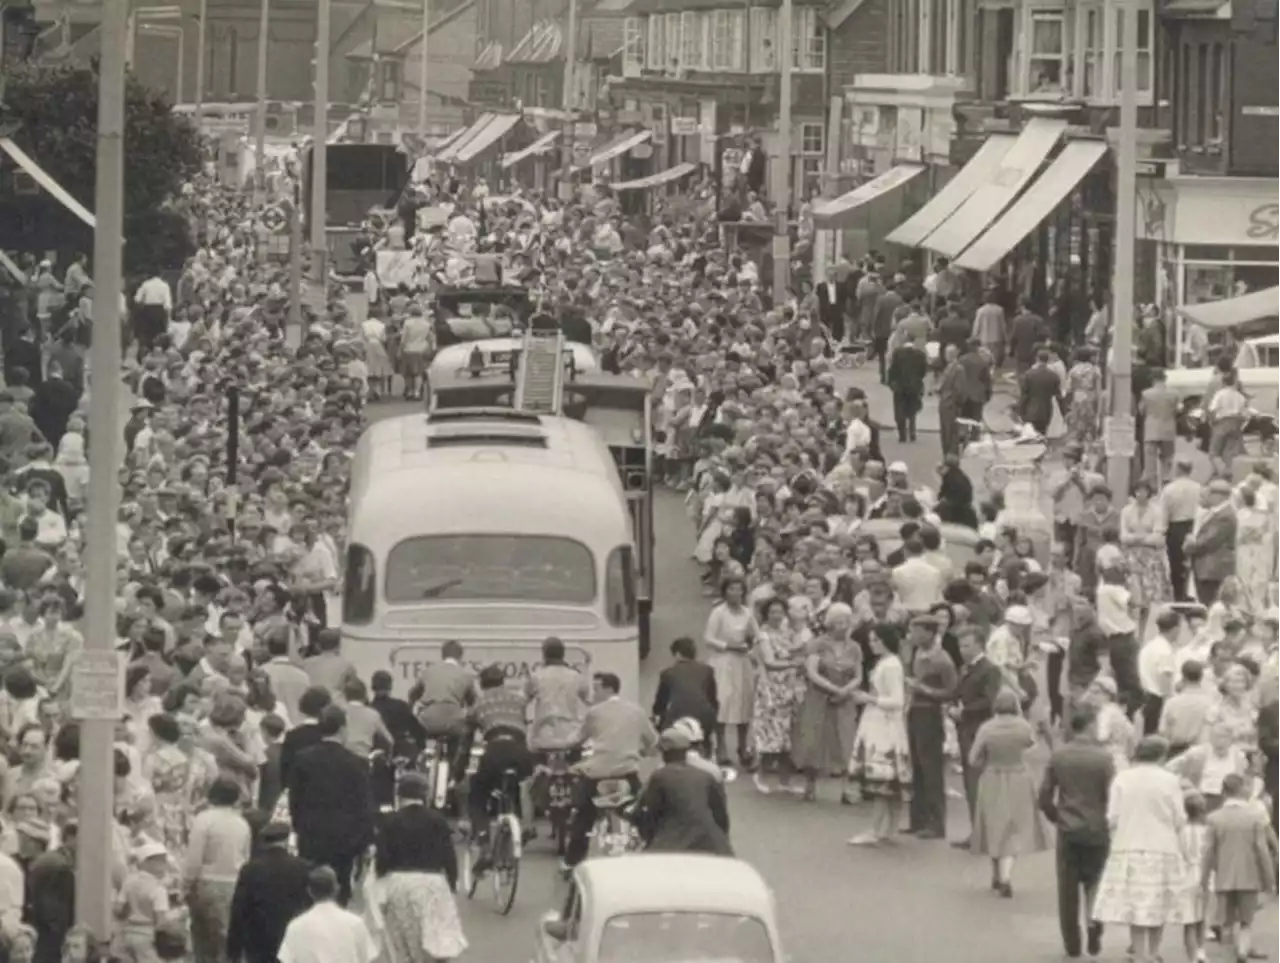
[1120,479,1172,627]
[750,597,807,795]
[25,598,82,696]
[847,622,912,846]
[142,713,200,854]
[1234,487,1275,614]
[1065,347,1103,447]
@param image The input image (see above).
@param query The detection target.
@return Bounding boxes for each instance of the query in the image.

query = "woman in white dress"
[361,314,393,401]
[703,577,758,770]
[1234,487,1274,615]
[846,622,911,846]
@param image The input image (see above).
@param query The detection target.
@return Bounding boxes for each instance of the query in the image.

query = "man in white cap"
[117,840,174,963]
[986,604,1035,703]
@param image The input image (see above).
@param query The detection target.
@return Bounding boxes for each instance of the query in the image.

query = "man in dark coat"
[29,362,79,452]
[957,338,993,423]
[287,704,377,904]
[1019,349,1064,436]
[1008,298,1049,377]
[227,822,313,963]
[949,628,1004,848]
[815,272,846,343]
[5,325,43,389]
[937,344,967,458]
[651,636,718,741]
[886,336,929,443]
[633,729,732,856]
[27,821,76,963]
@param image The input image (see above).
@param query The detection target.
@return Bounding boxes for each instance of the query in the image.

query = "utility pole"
[311,0,331,282]
[770,0,793,304]
[288,172,303,329]
[1106,0,1138,497]
[254,0,271,196]
[416,0,429,135]
[193,0,207,122]
[558,0,578,202]
[77,0,127,942]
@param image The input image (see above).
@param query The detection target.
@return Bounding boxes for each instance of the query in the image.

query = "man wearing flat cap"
[227,823,312,963]
[631,727,732,857]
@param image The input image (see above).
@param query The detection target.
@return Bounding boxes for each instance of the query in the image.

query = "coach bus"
[341,407,641,699]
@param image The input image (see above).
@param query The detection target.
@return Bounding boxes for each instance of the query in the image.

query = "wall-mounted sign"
[670,117,699,136]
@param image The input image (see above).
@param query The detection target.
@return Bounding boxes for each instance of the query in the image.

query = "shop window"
[1026,9,1066,93]
[622,17,645,76]
[342,543,376,625]
[791,7,824,71]
[605,546,637,627]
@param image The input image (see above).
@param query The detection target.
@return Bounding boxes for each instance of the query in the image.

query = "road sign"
[260,204,289,234]
[70,651,124,721]
[1104,414,1137,458]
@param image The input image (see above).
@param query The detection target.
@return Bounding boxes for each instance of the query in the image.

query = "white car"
[429,337,600,380]
[1168,334,1279,445]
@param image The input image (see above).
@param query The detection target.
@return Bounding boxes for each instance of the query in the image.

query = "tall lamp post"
[770,0,793,304]
[254,0,271,196]
[193,0,207,122]
[311,0,331,283]
[1107,0,1139,496]
[77,0,128,940]
[417,0,429,135]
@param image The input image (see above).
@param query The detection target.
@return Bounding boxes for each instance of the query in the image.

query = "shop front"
[1136,175,1280,357]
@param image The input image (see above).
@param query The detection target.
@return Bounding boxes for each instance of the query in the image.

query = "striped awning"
[453,112,523,164]
[587,128,652,167]
[502,130,561,168]
[610,162,696,191]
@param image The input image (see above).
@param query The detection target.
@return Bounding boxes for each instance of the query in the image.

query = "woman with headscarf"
[370,772,466,963]
[1091,736,1189,963]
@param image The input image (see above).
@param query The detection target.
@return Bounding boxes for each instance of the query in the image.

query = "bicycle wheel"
[489,818,520,915]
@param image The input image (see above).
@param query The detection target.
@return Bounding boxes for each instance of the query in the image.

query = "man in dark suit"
[1019,349,1064,436]
[1008,299,1049,378]
[288,705,377,905]
[957,339,993,423]
[652,636,718,746]
[1038,707,1115,960]
[633,728,732,856]
[278,685,331,793]
[1185,478,1238,605]
[949,628,1003,848]
[887,336,929,443]
[227,822,313,963]
[815,272,846,343]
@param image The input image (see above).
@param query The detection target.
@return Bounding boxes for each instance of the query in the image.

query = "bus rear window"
[343,543,376,625]
[605,545,636,627]
[384,534,596,605]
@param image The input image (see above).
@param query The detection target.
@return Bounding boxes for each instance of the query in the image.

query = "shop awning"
[954,140,1107,272]
[610,162,696,191]
[436,113,496,164]
[923,117,1067,258]
[886,134,1017,248]
[430,126,470,157]
[587,128,652,167]
[812,164,925,229]
[0,137,95,229]
[501,130,561,168]
[1177,287,1280,330]
[454,112,522,164]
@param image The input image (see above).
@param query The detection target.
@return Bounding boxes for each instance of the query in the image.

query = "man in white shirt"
[1159,456,1202,602]
[892,537,944,614]
[133,273,173,356]
[278,867,377,963]
[398,309,434,401]
[1138,609,1180,736]
[0,849,22,935]
[843,404,872,456]
[1206,370,1249,474]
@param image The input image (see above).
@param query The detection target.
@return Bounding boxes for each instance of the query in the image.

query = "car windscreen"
[434,314,516,344]
[599,912,774,963]
[384,534,596,604]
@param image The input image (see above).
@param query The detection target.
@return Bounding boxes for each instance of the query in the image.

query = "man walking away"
[1138,369,1180,488]
[949,628,1004,848]
[871,281,904,384]
[227,823,313,963]
[133,272,173,360]
[1039,708,1114,960]
[938,344,966,458]
[1009,298,1048,379]
[972,292,1008,370]
[277,867,377,963]
[905,615,957,839]
[1158,457,1202,602]
[1019,349,1064,436]
[887,336,928,444]
[957,339,993,423]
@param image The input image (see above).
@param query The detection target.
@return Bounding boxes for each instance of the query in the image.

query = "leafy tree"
[1,61,202,275]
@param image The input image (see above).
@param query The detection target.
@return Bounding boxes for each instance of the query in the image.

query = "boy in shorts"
[1201,772,1276,963]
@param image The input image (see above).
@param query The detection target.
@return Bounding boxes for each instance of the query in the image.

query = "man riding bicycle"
[632,727,733,856]
[526,637,591,761]
[466,664,535,876]
[562,672,658,870]
[413,640,477,775]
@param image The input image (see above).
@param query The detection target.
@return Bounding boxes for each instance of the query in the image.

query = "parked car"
[1168,334,1279,451]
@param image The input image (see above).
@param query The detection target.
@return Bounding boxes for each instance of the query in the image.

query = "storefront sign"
[1246,203,1280,242]
[670,117,699,136]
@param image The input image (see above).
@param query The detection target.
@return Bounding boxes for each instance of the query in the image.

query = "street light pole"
[1107,0,1138,497]
[311,0,331,282]
[417,0,429,135]
[255,0,271,195]
[193,0,207,122]
[770,0,793,304]
[77,0,127,941]
[558,0,578,201]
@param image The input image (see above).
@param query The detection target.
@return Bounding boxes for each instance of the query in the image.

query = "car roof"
[578,855,774,916]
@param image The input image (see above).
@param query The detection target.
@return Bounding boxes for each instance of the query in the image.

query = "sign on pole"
[1103,414,1137,458]
[70,651,124,721]
[260,203,289,234]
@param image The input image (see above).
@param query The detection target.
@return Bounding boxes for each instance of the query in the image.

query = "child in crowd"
[1200,773,1276,963]
[1179,791,1210,963]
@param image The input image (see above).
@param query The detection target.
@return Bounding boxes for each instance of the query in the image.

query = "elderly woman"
[1092,736,1189,963]
[702,577,758,770]
[1166,720,1251,812]
[791,603,863,803]
[372,772,466,963]
[967,690,1050,896]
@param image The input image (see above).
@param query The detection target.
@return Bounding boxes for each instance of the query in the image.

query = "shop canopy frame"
[886,134,1018,248]
[922,117,1067,258]
[453,112,523,165]
[501,130,561,169]
[583,128,653,169]
[812,165,925,229]
[0,137,95,229]
[435,113,498,164]
[1177,287,1280,330]
[954,139,1107,272]
[609,162,696,191]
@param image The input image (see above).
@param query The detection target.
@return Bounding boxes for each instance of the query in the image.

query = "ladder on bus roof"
[514,327,564,416]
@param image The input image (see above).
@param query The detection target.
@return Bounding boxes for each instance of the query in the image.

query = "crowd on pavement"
[0,145,1270,963]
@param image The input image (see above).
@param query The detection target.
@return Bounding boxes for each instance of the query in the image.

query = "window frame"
[646,15,665,71]
[342,543,376,626]
[604,545,637,628]
[680,11,706,70]
[664,12,682,72]
[1108,5,1153,100]
[799,120,824,155]
[791,6,825,72]
[1025,7,1067,93]
[622,16,645,76]
[749,6,777,73]
[709,9,744,71]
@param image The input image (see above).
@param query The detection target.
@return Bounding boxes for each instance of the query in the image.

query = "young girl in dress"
[1179,791,1210,963]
